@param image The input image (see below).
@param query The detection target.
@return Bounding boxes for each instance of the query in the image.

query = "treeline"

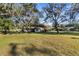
[0,3,79,34]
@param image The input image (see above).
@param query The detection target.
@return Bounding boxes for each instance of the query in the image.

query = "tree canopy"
[0,3,79,34]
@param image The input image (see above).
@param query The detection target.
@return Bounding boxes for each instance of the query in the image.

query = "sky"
[37,3,48,11]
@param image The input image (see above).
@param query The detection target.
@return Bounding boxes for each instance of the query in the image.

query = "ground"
[0,32,79,56]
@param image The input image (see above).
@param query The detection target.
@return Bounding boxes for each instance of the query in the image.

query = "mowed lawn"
[0,33,79,56]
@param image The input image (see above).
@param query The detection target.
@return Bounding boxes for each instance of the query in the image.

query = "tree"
[0,4,15,34]
[19,3,41,32]
[0,3,42,33]
[64,4,79,31]
[0,18,13,34]
[43,3,66,33]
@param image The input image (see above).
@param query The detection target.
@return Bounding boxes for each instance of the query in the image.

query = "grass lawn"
[0,32,79,56]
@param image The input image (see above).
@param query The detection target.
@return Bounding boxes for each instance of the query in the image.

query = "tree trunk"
[54,20,59,34]
[3,26,9,34]
[55,26,59,34]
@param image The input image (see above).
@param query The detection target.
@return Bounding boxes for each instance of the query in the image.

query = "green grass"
[0,33,79,56]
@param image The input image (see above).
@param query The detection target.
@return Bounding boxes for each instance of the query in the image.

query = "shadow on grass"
[9,43,18,56]
[28,31,79,36]
[9,43,60,56]
[1,30,79,36]
[71,37,79,39]
[23,44,54,56]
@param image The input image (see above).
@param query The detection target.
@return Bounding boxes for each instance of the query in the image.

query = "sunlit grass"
[0,33,79,55]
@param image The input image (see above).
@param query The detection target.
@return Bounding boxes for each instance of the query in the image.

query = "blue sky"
[37,3,71,11]
[37,3,48,11]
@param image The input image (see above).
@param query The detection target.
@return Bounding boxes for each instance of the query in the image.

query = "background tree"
[43,3,67,33]
[19,3,42,32]
[0,4,14,34]
[64,4,79,31]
